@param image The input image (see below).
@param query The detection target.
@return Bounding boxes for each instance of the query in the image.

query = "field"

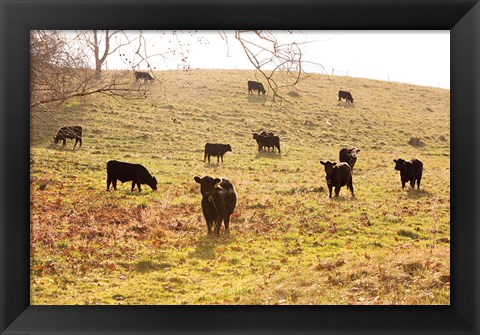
[30,69,450,305]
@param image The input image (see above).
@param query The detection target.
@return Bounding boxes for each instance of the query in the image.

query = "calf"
[320,160,354,198]
[53,126,82,148]
[393,158,423,189]
[106,160,157,192]
[194,176,237,236]
[252,132,281,153]
[134,71,155,82]
[339,147,361,171]
[248,80,266,96]
[204,143,232,163]
[338,90,354,104]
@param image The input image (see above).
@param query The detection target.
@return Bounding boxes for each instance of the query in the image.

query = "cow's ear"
[356,149,360,153]
[393,159,397,163]
[332,162,337,166]
[214,178,222,188]
[320,161,325,165]
[194,176,202,183]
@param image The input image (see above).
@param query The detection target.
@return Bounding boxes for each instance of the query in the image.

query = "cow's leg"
[328,186,333,198]
[78,138,82,148]
[62,138,66,146]
[208,155,211,164]
[334,185,341,197]
[204,152,207,162]
[349,178,355,197]
[277,144,281,154]
[410,179,415,188]
[214,217,223,236]
[224,216,230,234]
[137,183,142,192]
[217,155,220,163]
[401,179,406,189]
[417,176,421,189]
[131,182,136,192]
[107,177,112,191]
[113,179,117,190]
[334,181,341,197]
[206,220,213,235]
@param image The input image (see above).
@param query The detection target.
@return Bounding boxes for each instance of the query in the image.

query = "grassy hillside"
[30,69,450,305]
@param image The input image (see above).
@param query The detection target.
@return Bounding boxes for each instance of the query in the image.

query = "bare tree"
[234,30,322,103]
[80,30,130,80]
[30,30,155,123]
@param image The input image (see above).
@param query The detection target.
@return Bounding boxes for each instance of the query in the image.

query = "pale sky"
[98,30,450,89]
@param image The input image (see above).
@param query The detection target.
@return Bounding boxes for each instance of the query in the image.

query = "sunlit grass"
[30,70,450,305]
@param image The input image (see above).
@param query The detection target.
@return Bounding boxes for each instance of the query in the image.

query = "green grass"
[30,69,450,305]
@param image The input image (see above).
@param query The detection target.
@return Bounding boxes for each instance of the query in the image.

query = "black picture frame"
[1,0,479,334]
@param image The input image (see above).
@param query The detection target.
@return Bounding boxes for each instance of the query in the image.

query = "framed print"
[1,0,479,334]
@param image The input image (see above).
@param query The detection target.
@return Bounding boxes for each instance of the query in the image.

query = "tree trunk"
[95,60,102,80]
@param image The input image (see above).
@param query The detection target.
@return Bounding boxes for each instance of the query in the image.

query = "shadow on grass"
[247,95,267,104]
[47,143,81,151]
[105,187,155,197]
[406,188,432,199]
[329,194,357,202]
[203,161,226,168]
[337,102,356,108]
[254,151,282,160]
[189,233,237,260]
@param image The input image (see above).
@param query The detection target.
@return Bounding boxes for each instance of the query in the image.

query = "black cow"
[248,80,266,96]
[320,160,354,198]
[252,132,281,153]
[338,90,354,104]
[393,158,423,189]
[106,160,157,192]
[53,126,82,148]
[204,143,232,164]
[339,147,361,171]
[194,176,237,236]
[253,130,276,151]
[134,71,155,82]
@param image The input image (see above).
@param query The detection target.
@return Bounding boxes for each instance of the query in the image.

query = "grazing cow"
[248,80,266,96]
[204,143,232,164]
[338,90,354,104]
[320,160,354,198]
[393,158,423,189]
[252,132,281,154]
[194,176,237,236]
[106,160,157,192]
[339,147,361,171]
[53,126,82,148]
[134,71,155,82]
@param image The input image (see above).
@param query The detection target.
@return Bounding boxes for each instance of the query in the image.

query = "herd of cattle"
[51,79,423,236]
